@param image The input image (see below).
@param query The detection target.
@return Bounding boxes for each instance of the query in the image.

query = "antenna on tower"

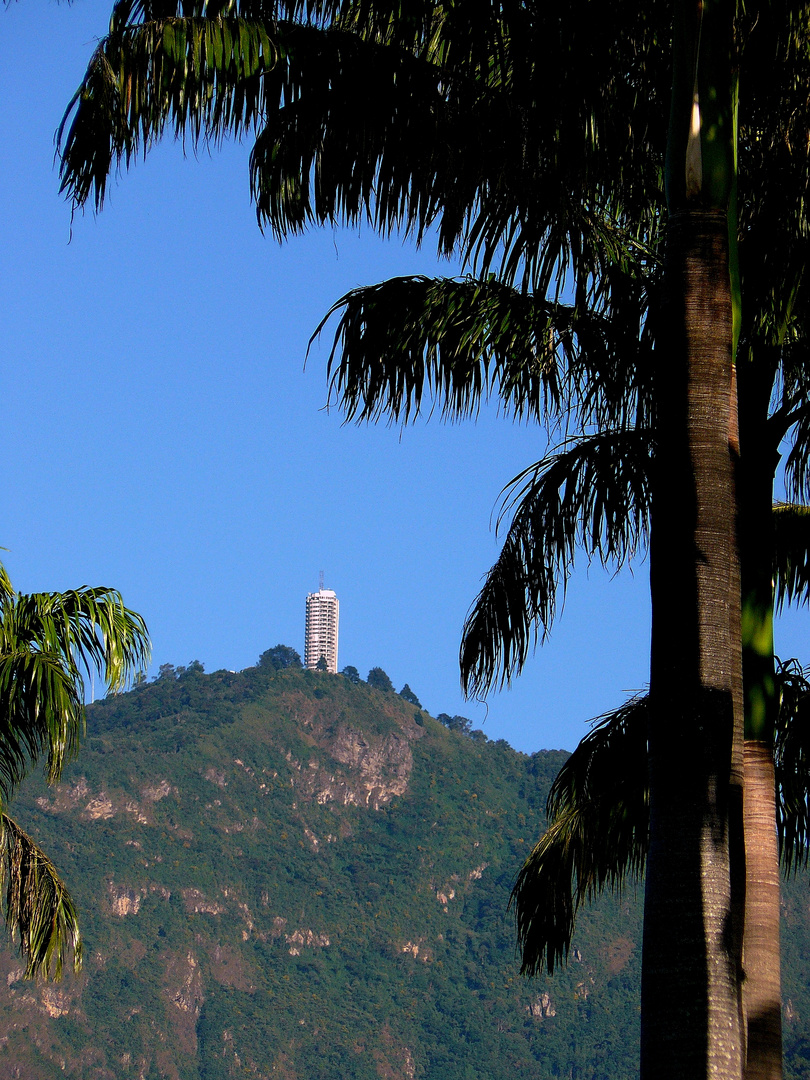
[319,570,324,592]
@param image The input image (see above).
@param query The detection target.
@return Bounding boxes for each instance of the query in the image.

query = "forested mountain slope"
[0,660,807,1079]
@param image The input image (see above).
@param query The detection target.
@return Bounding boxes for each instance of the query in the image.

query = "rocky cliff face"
[0,665,807,1080]
[281,686,421,810]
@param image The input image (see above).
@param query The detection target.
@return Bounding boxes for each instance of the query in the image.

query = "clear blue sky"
[1,2,806,753]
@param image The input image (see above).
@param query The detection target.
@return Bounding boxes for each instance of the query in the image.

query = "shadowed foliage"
[513,658,810,978]
[511,696,648,976]
[461,429,653,696]
[774,660,810,875]
[773,505,810,612]
[58,0,665,298]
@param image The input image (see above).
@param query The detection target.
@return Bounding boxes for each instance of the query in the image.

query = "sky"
[1,2,806,754]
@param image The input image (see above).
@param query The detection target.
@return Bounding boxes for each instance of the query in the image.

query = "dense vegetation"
[0,658,806,1079]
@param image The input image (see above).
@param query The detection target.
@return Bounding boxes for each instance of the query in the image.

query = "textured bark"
[737,353,782,1080]
[643,209,744,1080]
[742,741,782,1080]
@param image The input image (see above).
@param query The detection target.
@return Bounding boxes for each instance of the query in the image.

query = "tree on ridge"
[367,667,394,693]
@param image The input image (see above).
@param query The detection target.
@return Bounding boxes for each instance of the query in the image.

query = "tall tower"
[304,580,339,673]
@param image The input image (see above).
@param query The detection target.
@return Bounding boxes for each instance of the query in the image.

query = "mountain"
[0,660,807,1079]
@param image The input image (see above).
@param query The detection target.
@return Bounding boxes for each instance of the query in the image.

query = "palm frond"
[569,258,658,433]
[774,343,810,423]
[774,658,810,874]
[511,661,810,974]
[58,0,666,297]
[318,271,656,430]
[510,695,648,976]
[0,814,81,980]
[0,652,83,800]
[0,570,150,796]
[773,502,810,610]
[33,586,151,694]
[737,1,810,353]
[0,563,15,607]
[318,275,568,424]
[461,429,652,696]
[785,410,810,504]
[58,10,283,210]
[248,15,663,291]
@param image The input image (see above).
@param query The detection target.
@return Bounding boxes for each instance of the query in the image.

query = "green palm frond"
[318,272,655,429]
[58,9,282,210]
[510,695,648,976]
[461,429,652,696]
[0,566,148,981]
[0,563,15,607]
[785,410,810,504]
[0,569,150,797]
[34,586,151,694]
[58,0,666,296]
[318,275,567,425]
[0,814,81,981]
[773,502,810,611]
[0,651,83,800]
[774,658,810,874]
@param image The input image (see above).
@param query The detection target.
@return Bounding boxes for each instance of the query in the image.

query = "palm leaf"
[58,9,282,210]
[773,502,810,611]
[510,695,648,976]
[317,272,655,430]
[785,408,810,505]
[0,813,81,981]
[774,658,810,874]
[0,571,150,798]
[0,652,83,800]
[460,429,653,696]
[58,1,665,296]
[35,586,151,694]
[513,659,810,979]
[0,564,14,607]
[245,6,664,292]
[318,275,568,425]
[737,2,810,353]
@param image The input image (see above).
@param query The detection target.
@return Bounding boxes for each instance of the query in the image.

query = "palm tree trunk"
[742,740,782,1080]
[644,208,744,1080]
[642,2,745,1074]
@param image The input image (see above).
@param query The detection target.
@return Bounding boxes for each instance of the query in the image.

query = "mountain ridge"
[0,661,805,1079]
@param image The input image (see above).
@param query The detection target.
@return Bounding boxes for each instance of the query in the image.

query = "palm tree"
[0,561,150,979]
[55,1,810,1073]
[453,13,810,1064]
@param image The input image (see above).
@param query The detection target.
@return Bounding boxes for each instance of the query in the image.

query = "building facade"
[304,587,339,673]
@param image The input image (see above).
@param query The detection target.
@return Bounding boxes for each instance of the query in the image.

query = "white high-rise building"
[304,585,339,673]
